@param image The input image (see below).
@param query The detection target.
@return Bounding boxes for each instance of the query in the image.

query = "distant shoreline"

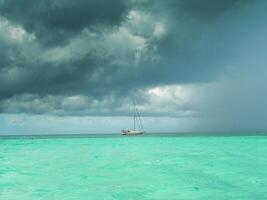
[0,132,267,139]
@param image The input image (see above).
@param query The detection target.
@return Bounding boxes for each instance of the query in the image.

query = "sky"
[0,0,267,134]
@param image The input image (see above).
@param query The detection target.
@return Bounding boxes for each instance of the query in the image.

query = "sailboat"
[121,104,144,135]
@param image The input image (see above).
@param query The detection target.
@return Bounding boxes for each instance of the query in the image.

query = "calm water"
[0,134,267,200]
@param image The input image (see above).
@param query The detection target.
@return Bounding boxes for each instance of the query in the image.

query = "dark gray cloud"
[0,0,264,122]
[0,0,127,46]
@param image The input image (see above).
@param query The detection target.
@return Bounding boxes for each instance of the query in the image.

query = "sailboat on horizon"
[121,104,144,135]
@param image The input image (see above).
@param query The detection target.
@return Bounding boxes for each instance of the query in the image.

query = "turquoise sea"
[0,134,267,200]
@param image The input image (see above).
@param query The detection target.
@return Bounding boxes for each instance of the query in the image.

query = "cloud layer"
[1,0,267,132]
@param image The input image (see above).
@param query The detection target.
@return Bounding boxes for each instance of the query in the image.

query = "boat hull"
[121,130,144,135]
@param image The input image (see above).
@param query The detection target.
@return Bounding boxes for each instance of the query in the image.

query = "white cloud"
[0,17,34,44]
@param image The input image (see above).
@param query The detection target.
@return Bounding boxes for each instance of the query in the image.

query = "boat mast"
[133,103,136,131]
[132,102,144,132]
[135,107,144,132]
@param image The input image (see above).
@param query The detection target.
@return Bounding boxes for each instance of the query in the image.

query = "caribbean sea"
[0,133,267,199]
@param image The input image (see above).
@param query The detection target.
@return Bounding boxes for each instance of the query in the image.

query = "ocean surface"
[0,134,267,200]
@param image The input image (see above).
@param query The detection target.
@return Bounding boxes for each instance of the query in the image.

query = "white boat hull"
[121,130,144,135]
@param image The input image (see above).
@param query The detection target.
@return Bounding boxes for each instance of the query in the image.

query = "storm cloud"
[0,0,266,132]
[0,0,127,45]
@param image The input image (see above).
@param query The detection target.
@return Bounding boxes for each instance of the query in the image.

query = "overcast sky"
[0,0,267,134]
